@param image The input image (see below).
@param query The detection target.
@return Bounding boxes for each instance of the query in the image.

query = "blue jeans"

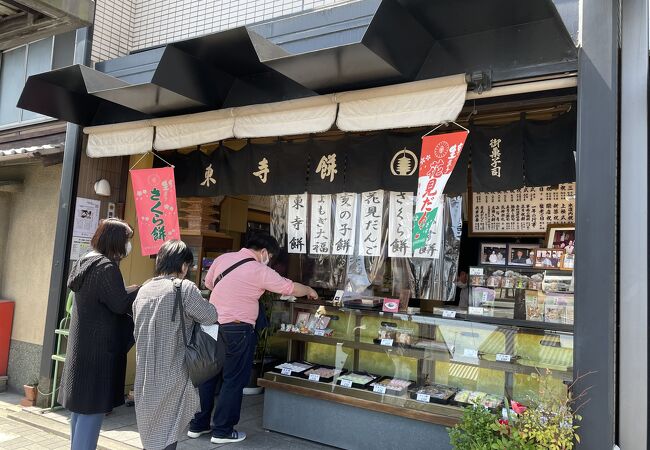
[70,412,104,450]
[190,323,257,437]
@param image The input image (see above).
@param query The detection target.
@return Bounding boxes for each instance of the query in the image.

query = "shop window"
[0,31,75,128]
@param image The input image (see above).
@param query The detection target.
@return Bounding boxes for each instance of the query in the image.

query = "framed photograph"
[546,224,576,255]
[479,243,508,265]
[562,253,575,270]
[295,312,310,328]
[507,244,539,267]
[533,249,565,269]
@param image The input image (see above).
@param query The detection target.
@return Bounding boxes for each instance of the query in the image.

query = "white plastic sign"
[281,368,292,376]
[340,379,353,388]
[416,393,431,403]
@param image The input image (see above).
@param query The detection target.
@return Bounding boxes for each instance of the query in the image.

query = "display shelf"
[259,374,463,427]
[274,331,573,382]
[278,299,574,333]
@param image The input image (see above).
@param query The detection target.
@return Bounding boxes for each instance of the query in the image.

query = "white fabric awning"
[335,74,467,132]
[82,74,467,157]
[152,109,235,151]
[233,95,337,139]
[84,121,154,158]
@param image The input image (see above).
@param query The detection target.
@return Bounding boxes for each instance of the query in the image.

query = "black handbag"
[172,279,226,387]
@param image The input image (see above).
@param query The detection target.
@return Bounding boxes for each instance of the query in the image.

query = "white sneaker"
[187,429,211,439]
[211,430,247,444]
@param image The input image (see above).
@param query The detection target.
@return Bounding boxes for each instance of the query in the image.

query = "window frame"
[0,36,57,130]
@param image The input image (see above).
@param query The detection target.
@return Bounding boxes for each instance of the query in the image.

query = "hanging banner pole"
[130,167,181,256]
[413,130,469,254]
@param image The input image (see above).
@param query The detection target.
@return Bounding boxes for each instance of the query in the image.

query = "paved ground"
[0,391,331,450]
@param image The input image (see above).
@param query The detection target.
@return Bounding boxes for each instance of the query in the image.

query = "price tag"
[308,373,321,382]
[314,329,326,337]
[416,393,431,403]
[470,267,484,276]
[281,368,292,376]
[468,306,484,315]
[373,385,387,394]
[380,338,394,347]
[463,349,479,358]
[496,353,512,362]
[340,379,353,388]
[442,310,457,319]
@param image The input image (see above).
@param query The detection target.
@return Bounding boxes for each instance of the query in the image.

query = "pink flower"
[510,400,527,414]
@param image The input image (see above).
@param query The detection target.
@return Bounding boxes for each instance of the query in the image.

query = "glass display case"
[468,266,574,326]
[260,296,573,425]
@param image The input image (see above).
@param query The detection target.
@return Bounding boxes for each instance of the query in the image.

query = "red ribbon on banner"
[130,167,181,256]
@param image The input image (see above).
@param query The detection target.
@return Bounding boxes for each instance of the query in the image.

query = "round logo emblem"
[390,148,418,176]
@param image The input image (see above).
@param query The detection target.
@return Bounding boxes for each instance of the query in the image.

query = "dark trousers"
[190,323,257,437]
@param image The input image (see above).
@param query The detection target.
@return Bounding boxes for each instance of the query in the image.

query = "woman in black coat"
[59,218,139,450]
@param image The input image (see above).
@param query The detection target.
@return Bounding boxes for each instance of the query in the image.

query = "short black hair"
[91,218,133,261]
[155,240,194,276]
[246,232,280,256]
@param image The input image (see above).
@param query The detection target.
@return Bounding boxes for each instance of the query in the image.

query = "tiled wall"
[92,0,350,63]
[92,0,135,63]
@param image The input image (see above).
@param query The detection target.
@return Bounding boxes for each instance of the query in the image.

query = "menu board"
[471,183,575,235]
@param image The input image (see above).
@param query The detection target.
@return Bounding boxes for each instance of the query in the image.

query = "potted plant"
[244,292,276,395]
[21,377,39,407]
[448,370,586,450]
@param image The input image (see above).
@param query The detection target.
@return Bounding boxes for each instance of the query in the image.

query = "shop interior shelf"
[259,373,463,427]
[274,331,573,382]
[276,299,574,334]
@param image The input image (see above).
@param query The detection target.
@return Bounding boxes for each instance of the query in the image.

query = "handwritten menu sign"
[471,183,576,235]
[288,193,308,253]
[310,194,332,254]
[333,193,357,256]
[359,190,384,256]
[388,192,413,257]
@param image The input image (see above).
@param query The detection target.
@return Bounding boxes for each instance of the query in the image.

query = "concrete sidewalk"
[0,391,331,449]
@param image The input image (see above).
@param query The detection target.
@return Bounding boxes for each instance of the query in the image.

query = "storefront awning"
[82,75,466,156]
[18,0,578,154]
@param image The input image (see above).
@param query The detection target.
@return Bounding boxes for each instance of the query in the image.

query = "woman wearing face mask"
[60,218,140,450]
[132,240,217,450]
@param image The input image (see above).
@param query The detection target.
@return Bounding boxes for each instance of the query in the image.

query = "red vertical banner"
[130,167,181,256]
[412,131,469,253]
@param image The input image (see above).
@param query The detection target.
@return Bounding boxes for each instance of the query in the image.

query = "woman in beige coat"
[132,240,217,450]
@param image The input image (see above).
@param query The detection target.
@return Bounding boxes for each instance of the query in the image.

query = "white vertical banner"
[413,202,445,259]
[359,190,384,257]
[287,193,308,254]
[388,192,414,257]
[332,193,357,255]
[309,194,332,254]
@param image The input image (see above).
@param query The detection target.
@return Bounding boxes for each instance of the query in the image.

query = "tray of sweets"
[336,371,379,389]
[409,384,458,405]
[271,361,315,377]
[367,376,415,395]
[301,365,348,383]
[452,390,503,410]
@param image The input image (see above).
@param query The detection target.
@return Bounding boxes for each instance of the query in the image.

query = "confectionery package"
[368,377,415,394]
[303,365,347,383]
[273,361,314,376]
[337,372,379,388]
[409,384,458,404]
